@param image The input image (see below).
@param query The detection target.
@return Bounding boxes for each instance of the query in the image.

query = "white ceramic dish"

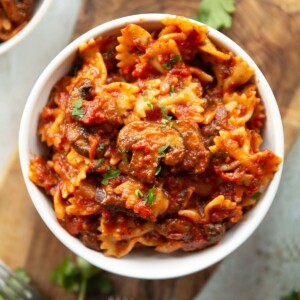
[0,0,52,55]
[19,13,284,279]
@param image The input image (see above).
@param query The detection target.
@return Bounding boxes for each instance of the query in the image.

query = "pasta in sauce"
[29,16,281,257]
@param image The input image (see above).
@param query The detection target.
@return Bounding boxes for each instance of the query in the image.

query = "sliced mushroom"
[172,121,209,174]
[117,121,185,183]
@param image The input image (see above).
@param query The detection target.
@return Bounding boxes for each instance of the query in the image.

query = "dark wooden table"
[0,0,299,299]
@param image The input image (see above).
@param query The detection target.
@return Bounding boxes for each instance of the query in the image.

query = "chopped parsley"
[71,100,84,118]
[144,186,156,206]
[251,192,261,200]
[135,189,144,198]
[158,144,170,154]
[162,55,182,70]
[144,94,154,110]
[157,103,173,123]
[281,291,299,300]
[93,158,104,172]
[170,85,176,96]
[101,168,120,185]
[134,187,156,206]
[121,148,126,154]
[97,143,105,151]
[156,144,170,162]
[155,165,162,176]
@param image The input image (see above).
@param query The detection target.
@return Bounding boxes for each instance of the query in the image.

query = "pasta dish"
[29,16,281,257]
[0,0,34,42]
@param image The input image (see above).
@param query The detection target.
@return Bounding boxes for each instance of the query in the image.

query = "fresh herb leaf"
[50,257,81,292]
[147,102,154,110]
[155,165,162,176]
[144,94,154,110]
[71,100,84,119]
[144,186,156,206]
[87,275,113,295]
[97,143,105,150]
[158,144,170,154]
[194,0,235,30]
[135,189,144,198]
[121,148,126,154]
[162,55,182,70]
[51,256,113,300]
[170,85,176,96]
[157,103,173,123]
[281,291,299,300]
[101,168,120,185]
[251,192,261,200]
[169,121,174,128]
[93,158,104,171]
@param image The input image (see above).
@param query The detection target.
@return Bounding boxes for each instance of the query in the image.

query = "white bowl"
[0,0,52,55]
[19,14,284,279]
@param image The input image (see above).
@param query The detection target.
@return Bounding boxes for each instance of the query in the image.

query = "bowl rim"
[19,13,284,279]
[0,0,52,55]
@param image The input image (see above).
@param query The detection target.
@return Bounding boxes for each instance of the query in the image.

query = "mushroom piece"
[171,121,209,174]
[117,121,185,183]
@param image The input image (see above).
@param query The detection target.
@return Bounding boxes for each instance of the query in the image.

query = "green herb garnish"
[147,103,154,110]
[155,165,162,176]
[144,94,154,110]
[50,256,113,300]
[170,85,176,96]
[157,103,173,123]
[251,192,261,200]
[71,100,84,118]
[144,186,156,206]
[135,189,144,198]
[194,0,235,30]
[162,55,182,70]
[156,144,170,162]
[158,144,170,154]
[281,291,299,300]
[93,158,104,172]
[101,168,120,185]
[97,143,105,150]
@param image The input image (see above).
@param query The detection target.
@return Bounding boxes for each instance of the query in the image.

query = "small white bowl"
[0,0,52,55]
[19,14,284,279]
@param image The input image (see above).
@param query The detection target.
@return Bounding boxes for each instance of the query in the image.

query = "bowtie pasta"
[29,16,281,257]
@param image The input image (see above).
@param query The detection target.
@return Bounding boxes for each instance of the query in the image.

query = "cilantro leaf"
[50,256,114,300]
[155,165,162,176]
[71,100,84,118]
[93,158,104,172]
[101,168,120,185]
[50,257,81,292]
[157,103,173,123]
[195,0,235,30]
[162,55,182,70]
[158,144,170,154]
[170,85,176,96]
[135,189,144,198]
[251,192,261,200]
[281,291,299,300]
[144,186,156,206]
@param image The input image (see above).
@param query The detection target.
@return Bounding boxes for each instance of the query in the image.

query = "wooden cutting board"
[1,0,300,299]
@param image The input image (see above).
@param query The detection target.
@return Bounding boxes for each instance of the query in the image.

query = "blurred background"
[0,0,299,299]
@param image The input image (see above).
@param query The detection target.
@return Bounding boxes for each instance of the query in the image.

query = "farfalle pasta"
[29,16,281,257]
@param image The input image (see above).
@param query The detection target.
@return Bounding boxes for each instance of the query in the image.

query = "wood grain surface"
[0,0,299,299]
